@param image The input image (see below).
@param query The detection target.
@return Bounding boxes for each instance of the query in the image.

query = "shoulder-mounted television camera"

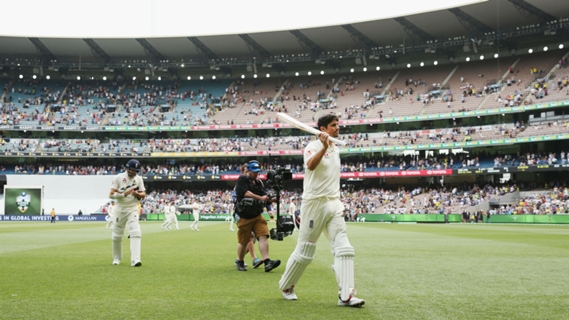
[266,167,293,191]
[266,167,294,241]
[270,215,295,241]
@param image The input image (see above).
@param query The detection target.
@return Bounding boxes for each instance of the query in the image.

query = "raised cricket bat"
[277,112,346,145]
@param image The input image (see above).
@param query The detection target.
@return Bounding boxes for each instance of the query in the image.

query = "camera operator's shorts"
[237,215,269,244]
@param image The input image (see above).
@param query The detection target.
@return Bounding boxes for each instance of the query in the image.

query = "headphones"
[247,160,261,172]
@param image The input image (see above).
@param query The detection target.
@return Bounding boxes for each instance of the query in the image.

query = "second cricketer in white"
[106,201,116,229]
[109,159,146,267]
[162,202,173,230]
[170,201,179,230]
[278,114,364,307]
[191,201,200,231]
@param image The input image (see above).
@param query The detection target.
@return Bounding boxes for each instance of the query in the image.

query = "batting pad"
[113,225,125,238]
[129,229,142,263]
[279,242,317,291]
[112,235,122,261]
[333,233,355,301]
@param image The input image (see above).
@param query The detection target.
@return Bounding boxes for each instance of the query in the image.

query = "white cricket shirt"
[110,172,146,207]
[302,139,341,200]
[192,202,200,214]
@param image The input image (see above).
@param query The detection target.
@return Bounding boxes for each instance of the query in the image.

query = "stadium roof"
[0,0,568,71]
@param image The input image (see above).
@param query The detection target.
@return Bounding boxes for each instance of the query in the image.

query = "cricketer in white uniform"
[161,202,173,230]
[229,202,235,231]
[169,201,179,230]
[109,159,146,267]
[278,114,364,307]
[288,198,297,217]
[190,201,201,231]
[106,201,116,229]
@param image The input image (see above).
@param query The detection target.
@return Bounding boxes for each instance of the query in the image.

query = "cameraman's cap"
[247,161,261,173]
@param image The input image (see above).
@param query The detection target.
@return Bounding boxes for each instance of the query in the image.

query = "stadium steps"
[42,82,71,122]
[220,80,236,105]
[494,57,521,91]
[530,50,569,94]
[476,89,499,110]
[381,71,400,95]
[102,105,123,126]
[326,77,342,101]
[418,65,459,115]
[467,191,522,214]
[57,82,72,104]
[523,50,569,105]
[441,65,459,89]
[222,91,254,124]
[1,80,12,101]
[476,58,522,110]
[256,79,289,123]
[100,82,128,126]
[272,79,286,103]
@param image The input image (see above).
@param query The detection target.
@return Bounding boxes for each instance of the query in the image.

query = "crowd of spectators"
[0,52,567,130]
[62,81,123,107]
[492,186,569,215]
[4,146,569,176]
[94,182,537,219]
[4,118,568,157]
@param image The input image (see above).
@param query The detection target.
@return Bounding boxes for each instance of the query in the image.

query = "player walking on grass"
[109,159,146,267]
[170,201,179,230]
[162,201,177,230]
[190,200,200,231]
[279,114,364,307]
[106,201,116,229]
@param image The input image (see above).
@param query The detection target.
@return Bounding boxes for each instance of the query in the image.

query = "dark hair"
[317,114,339,131]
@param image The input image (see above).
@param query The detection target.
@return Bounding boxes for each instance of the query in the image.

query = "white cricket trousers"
[191,212,200,229]
[112,206,142,263]
[298,197,346,244]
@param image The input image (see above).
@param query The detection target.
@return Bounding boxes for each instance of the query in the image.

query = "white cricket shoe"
[338,296,365,307]
[131,260,142,267]
[112,259,120,265]
[282,286,297,300]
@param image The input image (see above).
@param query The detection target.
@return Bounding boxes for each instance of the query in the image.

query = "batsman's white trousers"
[298,197,346,245]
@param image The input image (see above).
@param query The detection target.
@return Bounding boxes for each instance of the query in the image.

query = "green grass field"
[1,221,568,320]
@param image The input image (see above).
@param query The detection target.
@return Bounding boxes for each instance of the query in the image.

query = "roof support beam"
[187,37,218,61]
[448,8,494,36]
[341,24,379,51]
[135,38,166,64]
[393,17,435,42]
[289,30,324,56]
[507,0,556,23]
[28,38,57,63]
[83,39,111,63]
[238,34,271,59]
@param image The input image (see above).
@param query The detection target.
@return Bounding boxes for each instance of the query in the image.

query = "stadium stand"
[479,50,567,110]
[1,11,569,221]
[209,78,283,125]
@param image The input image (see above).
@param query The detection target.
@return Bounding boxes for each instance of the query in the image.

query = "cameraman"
[234,160,281,272]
